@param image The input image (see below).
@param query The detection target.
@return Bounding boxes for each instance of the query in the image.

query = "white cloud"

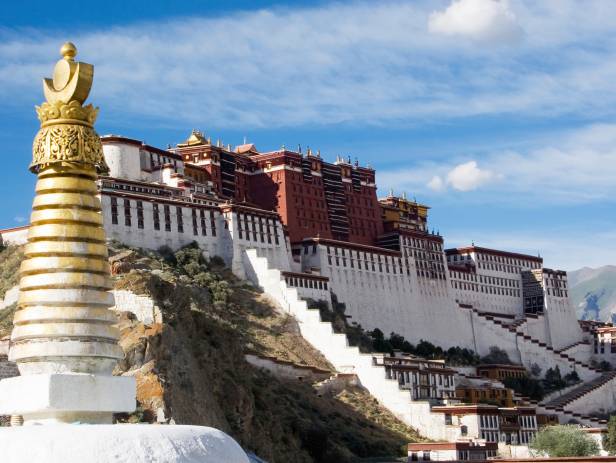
[0,1,615,129]
[428,175,445,191]
[379,123,616,205]
[429,0,523,43]
[418,161,497,193]
[446,161,496,191]
[13,216,26,223]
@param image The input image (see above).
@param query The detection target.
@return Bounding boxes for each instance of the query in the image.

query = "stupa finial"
[60,41,77,60]
[33,41,106,173]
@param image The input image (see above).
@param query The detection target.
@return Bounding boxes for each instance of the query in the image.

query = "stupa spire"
[0,42,134,425]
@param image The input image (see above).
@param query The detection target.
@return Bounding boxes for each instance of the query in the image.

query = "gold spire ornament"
[1,42,134,424]
[31,42,108,173]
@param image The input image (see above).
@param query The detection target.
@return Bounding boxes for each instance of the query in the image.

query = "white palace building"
[2,132,615,446]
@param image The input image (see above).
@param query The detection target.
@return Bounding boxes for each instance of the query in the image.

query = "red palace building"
[174,131,386,246]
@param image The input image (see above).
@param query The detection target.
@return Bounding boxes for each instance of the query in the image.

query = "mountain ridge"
[569,265,616,322]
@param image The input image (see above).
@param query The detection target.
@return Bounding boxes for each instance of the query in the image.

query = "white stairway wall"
[243,248,460,441]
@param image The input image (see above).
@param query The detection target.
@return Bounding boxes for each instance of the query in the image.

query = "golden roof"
[178,130,209,147]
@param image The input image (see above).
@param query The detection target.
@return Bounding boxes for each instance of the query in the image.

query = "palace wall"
[104,141,145,182]
[0,226,29,246]
[100,192,290,280]
[544,295,584,351]
[297,241,478,351]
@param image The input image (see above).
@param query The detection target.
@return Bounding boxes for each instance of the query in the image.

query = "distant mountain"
[569,266,616,322]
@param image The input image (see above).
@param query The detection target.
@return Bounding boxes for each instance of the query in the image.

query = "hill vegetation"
[0,245,22,301]
[0,244,23,339]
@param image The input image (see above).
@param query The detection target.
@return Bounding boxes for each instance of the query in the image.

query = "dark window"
[111,197,118,225]
[176,207,184,233]
[124,199,131,227]
[192,209,198,236]
[200,210,207,236]
[137,201,144,229]
[153,203,160,231]
[164,205,171,232]
[210,210,216,236]
[258,218,264,243]
[273,221,279,245]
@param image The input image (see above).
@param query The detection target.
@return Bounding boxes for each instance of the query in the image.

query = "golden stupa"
[2,42,132,424]
[0,42,247,463]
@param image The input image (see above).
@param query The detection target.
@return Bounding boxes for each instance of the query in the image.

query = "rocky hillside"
[0,244,22,337]
[569,266,616,322]
[0,242,423,462]
[0,244,22,301]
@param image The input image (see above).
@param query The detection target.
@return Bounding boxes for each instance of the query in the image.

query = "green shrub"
[165,243,234,306]
[368,329,478,365]
[531,425,599,457]
[0,303,17,337]
[157,245,176,265]
[604,416,616,455]
[0,245,24,300]
[209,255,225,267]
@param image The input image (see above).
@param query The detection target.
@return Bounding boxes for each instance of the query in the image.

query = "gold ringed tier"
[12,163,122,375]
[13,306,119,324]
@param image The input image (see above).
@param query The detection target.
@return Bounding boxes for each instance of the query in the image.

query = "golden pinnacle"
[60,42,77,60]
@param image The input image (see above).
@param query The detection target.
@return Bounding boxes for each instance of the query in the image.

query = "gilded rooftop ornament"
[31,42,107,173]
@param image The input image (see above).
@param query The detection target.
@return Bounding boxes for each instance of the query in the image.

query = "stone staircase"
[554,341,591,357]
[511,390,605,428]
[243,249,459,441]
[555,341,592,355]
[538,371,616,426]
[465,306,601,378]
[535,404,607,428]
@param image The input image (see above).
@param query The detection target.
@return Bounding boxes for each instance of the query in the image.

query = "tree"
[503,376,545,401]
[544,366,567,392]
[564,370,580,384]
[603,416,616,455]
[480,346,512,364]
[415,340,443,359]
[599,361,612,372]
[530,425,599,457]
[530,363,542,378]
[446,346,480,366]
[369,328,392,353]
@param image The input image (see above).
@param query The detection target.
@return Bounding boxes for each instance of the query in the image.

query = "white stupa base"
[0,374,135,424]
[0,424,250,463]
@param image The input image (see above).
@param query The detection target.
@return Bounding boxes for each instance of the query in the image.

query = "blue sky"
[1,0,616,270]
